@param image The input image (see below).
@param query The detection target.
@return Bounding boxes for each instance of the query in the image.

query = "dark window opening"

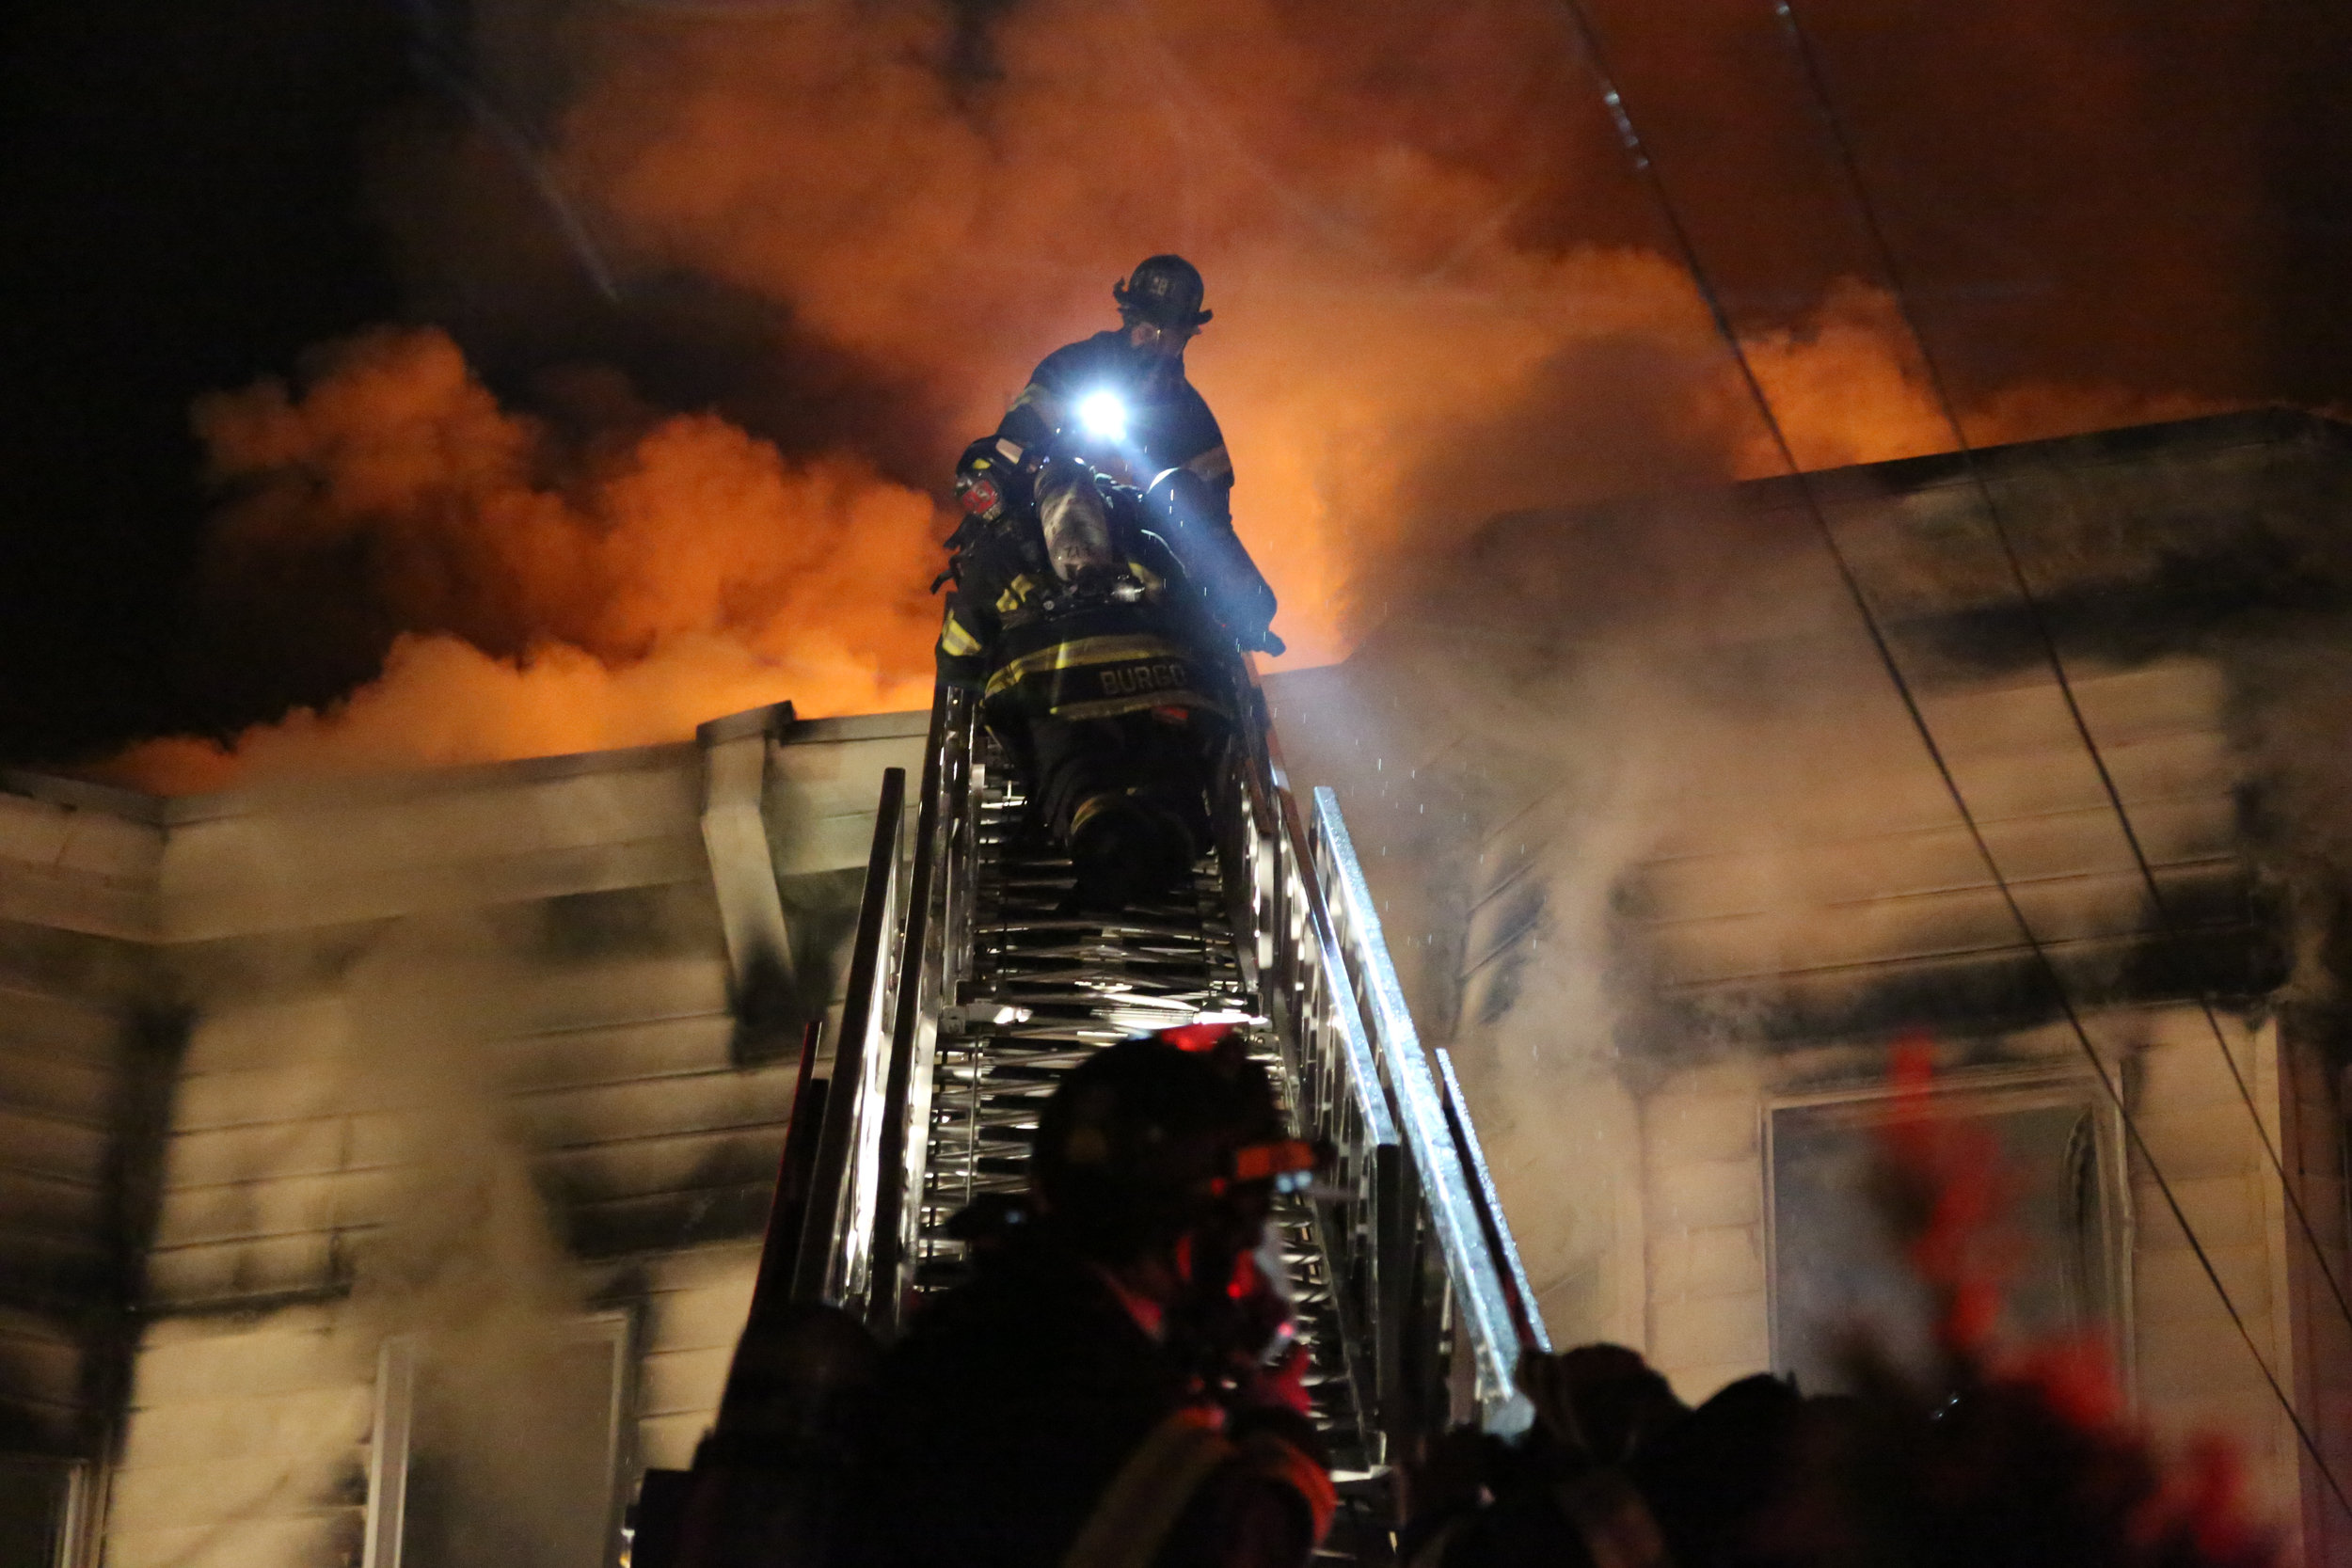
[0,1455,87,1568]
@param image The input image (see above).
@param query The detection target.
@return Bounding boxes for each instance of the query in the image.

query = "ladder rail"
[1230,721,1398,1469]
[866,687,979,1334]
[1233,676,1538,1433]
[1307,786,1537,1433]
[789,765,906,1310]
[1438,1047,1551,1360]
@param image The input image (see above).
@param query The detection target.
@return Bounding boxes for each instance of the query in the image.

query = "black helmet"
[1112,255,1212,330]
[951,436,1016,526]
[1031,1034,1313,1264]
[1031,1039,1244,1263]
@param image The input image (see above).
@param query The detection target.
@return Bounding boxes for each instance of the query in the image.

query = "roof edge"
[5,705,934,826]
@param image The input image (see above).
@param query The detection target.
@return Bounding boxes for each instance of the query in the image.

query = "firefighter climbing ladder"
[785,676,1549,1553]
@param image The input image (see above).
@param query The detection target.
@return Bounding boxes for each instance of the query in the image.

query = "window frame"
[0,1454,99,1568]
[363,1312,636,1568]
[1761,1064,2137,1399]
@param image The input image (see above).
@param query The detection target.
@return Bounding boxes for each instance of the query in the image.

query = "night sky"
[1,3,410,762]
[4,0,2351,770]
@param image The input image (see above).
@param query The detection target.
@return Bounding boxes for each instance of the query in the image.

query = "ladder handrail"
[866,687,978,1333]
[1236,673,1540,1433]
[1438,1047,1551,1358]
[1309,788,1536,1431]
[1251,769,1399,1150]
[790,766,905,1307]
[1231,727,1398,1465]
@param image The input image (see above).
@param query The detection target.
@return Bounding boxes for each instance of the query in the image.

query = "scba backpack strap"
[1059,1406,1233,1568]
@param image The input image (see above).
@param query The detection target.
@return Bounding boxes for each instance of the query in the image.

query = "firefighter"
[990,254,1281,657]
[1004,257,1229,518]
[839,1034,1336,1568]
[935,447,1233,913]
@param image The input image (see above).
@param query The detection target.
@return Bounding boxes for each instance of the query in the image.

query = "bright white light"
[1075,389,1128,442]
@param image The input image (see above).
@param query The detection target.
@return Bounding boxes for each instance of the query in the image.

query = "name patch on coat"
[1099,660,1191,697]
[984,631,1229,722]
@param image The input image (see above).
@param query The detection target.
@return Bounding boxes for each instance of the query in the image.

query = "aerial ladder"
[660,673,1549,1563]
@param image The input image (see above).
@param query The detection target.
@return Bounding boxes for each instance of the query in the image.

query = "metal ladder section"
[918,731,1385,1496]
[793,680,1551,1542]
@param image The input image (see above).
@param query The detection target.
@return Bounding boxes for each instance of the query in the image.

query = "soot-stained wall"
[0,706,923,1568]
[1268,409,2352,1559]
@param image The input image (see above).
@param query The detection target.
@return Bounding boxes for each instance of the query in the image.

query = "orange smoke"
[105,1,2233,792]
[1739,283,2218,471]
[105,327,938,791]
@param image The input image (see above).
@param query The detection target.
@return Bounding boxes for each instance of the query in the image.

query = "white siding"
[0,709,925,1565]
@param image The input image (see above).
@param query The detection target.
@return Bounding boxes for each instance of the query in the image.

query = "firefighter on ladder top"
[933,256,1283,915]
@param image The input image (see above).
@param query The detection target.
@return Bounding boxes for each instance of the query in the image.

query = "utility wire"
[1767,0,2352,1347]
[1545,0,2352,1520]
[399,0,623,302]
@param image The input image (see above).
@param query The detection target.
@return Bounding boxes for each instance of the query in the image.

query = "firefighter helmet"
[1112,255,1212,330]
[1031,1037,1255,1264]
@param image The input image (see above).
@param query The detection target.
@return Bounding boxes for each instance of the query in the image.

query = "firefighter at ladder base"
[934,256,1283,914]
[837,1031,1336,1568]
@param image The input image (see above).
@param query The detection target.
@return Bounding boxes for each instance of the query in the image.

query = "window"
[364,1315,633,1568]
[1767,1074,2127,1396]
[0,1455,92,1568]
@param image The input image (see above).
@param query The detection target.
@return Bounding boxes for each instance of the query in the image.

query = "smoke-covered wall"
[1270,408,2352,1538]
[0,709,923,1566]
[1281,409,2352,1042]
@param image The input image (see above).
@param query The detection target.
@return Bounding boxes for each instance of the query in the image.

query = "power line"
[1543,0,2352,1519]
[1766,0,2352,1348]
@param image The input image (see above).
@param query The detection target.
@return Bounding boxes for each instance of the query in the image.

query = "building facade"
[0,706,924,1567]
[1273,409,2352,1560]
[7,409,2352,1561]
